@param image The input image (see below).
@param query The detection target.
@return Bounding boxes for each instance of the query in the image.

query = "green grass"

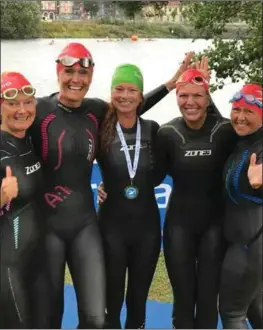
[65,251,173,303]
[40,20,247,39]
[148,252,173,302]
[40,20,190,39]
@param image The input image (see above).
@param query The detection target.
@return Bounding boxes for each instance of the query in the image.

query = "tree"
[83,0,99,18]
[1,1,41,39]
[117,1,168,20]
[171,8,178,22]
[116,1,145,20]
[151,1,169,20]
[183,1,262,90]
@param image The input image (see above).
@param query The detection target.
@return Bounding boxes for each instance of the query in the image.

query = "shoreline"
[37,20,247,40]
[1,20,247,40]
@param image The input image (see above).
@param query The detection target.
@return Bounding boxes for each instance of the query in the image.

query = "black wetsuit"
[156,113,238,329]
[97,118,163,329]
[0,130,49,329]
[247,285,263,329]
[220,127,263,329]
[30,85,169,329]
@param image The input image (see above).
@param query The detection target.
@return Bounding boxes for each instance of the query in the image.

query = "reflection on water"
[1,38,243,124]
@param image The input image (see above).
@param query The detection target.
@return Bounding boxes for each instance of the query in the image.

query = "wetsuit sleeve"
[140,85,169,115]
[256,150,263,164]
[91,98,109,124]
[28,118,43,158]
[154,126,170,185]
[28,97,50,158]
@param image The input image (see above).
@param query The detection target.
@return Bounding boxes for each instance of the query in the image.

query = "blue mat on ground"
[62,285,251,329]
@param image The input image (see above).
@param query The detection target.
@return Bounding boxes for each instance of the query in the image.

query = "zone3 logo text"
[120,143,148,151]
[25,162,41,175]
[185,150,212,157]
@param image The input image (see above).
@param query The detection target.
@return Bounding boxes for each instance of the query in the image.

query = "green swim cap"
[111,64,144,92]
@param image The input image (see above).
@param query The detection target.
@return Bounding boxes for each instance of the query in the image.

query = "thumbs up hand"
[0,166,19,208]
[248,153,262,189]
[97,182,107,206]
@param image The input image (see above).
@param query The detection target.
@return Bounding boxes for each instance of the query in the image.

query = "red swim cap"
[176,69,209,92]
[231,84,262,116]
[56,42,93,74]
[1,72,33,103]
[1,72,32,94]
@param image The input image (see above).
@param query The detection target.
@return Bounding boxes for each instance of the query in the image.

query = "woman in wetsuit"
[0,72,49,329]
[219,84,263,329]
[30,42,189,329]
[156,68,238,329]
[96,64,167,329]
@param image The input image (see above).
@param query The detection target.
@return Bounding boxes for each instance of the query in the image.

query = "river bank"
[40,20,247,39]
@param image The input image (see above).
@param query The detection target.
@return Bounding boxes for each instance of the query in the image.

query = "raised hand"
[191,55,210,82]
[0,166,19,208]
[248,153,262,189]
[165,51,195,91]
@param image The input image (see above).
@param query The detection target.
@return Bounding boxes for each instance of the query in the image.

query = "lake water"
[1,38,243,124]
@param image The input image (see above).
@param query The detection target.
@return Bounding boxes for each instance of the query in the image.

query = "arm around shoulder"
[89,98,109,123]
[140,85,169,115]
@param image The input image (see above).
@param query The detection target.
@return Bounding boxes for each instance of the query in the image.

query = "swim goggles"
[56,56,95,68]
[0,85,36,100]
[230,92,262,108]
[188,75,207,85]
[176,71,209,91]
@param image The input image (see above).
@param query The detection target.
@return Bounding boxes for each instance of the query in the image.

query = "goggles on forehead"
[56,56,95,68]
[191,76,207,85]
[0,85,36,100]
[177,75,208,86]
[230,92,262,108]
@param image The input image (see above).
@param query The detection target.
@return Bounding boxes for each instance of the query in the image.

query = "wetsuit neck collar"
[238,126,263,145]
[0,129,31,150]
[58,101,75,113]
[183,112,211,132]
[50,92,84,113]
[119,118,138,134]
[0,128,28,141]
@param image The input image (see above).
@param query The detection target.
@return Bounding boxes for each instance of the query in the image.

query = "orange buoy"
[131,35,138,41]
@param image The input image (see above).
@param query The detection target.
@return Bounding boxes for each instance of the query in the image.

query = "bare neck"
[57,93,82,108]
[1,125,26,138]
[185,113,207,130]
[117,113,137,128]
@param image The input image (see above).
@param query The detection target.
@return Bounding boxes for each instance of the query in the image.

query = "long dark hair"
[99,103,118,154]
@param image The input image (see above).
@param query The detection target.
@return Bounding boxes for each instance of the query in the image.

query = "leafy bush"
[1,1,41,39]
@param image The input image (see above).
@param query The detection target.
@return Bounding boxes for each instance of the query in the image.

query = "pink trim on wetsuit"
[6,201,10,211]
[87,113,98,131]
[85,129,95,162]
[0,201,11,216]
[41,114,56,161]
[54,130,66,171]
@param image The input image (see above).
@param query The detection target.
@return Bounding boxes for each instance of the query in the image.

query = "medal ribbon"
[116,118,141,183]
